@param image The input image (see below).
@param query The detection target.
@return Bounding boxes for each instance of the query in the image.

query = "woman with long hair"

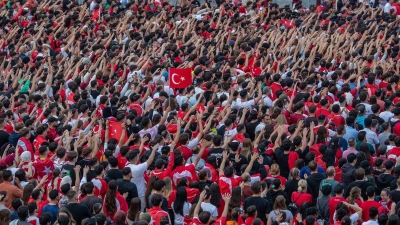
[209,183,223,216]
[240,139,252,161]
[163,177,174,208]
[56,207,77,225]
[22,184,34,206]
[103,180,128,222]
[346,187,362,206]
[0,209,10,224]
[284,168,300,203]
[144,176,159,210]
[228,187,242,219]
[267,195,293,225]
[127,198,142,225]
[172,187,191,225]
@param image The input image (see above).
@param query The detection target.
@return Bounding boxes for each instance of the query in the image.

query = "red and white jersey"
[17,137,35,160]
[27,216,40,225]
[171,164,197,187]
[92,177,108,198]
[218,175,242,195]
[20,161,35,178]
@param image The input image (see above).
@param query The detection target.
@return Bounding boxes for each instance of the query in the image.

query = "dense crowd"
[1,0,400,224]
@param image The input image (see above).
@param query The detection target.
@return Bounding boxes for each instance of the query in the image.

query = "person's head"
[273,195,287,210]
[381,188,390,202]
[151,194,164,207]
[251,181,262,194]
[122,167,133,179]
[297,179,307,193]
[366,186,375,199]
[369,207,378,220]
[2,170,12,182]
[39,212,52,225]
[17,206,29,221]
[354,168,365,181]
[128,197,141,221]
[66,190,78,203]
[57,215,70,225]
[334,184,344,196]
[0,209,10,224]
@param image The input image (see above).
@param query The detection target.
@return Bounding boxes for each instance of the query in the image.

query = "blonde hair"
[276,115,288,126]
[297,179,307,192]
[241,139,253,159]
[347,186,361,204]
[270,164,280,176]
[289,168,300,180]
[163,177,173,198]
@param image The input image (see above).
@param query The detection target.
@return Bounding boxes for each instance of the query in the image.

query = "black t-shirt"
[368,114,385,125]
[305,117,318,128]
[245,121,260,141]
[391,189,400,204]
[228,153,248,175]
[105,169,123,182]
[208,147,225,166]
[80,196,102,214]
[61,163,76,184]
[295,146,309,160]
[86,170,97,182]
[65,203,91,225]
[275,148,289,178]
[243,196,271,224]
[77,159,90,178]
[0,130,10,150]
[90,89,100,100]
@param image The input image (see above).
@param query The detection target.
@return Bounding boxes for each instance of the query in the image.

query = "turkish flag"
[169,68,192,88]
[109,120,128,143]
[34,157,54,184]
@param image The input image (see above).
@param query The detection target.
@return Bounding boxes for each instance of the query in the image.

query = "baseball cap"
[318,114,326,121]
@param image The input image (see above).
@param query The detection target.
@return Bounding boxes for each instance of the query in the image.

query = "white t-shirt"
[172,201,191,225]
[127,162,148,198]
[362,220,379,225]
[379,111,394,122]
[201,202,218,217]
[384,3,392,12]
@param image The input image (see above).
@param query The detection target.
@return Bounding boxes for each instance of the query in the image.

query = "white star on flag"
[44,166,51,175]
[180,77,185,81]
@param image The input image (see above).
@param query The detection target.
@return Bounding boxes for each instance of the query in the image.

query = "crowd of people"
[1,0,400,224]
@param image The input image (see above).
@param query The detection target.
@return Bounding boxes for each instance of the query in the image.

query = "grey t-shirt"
[378,132,391,146]
[269,210,293,222]
[80,196,102,214]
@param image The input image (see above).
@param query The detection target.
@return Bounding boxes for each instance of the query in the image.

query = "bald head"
[326,166,335,177]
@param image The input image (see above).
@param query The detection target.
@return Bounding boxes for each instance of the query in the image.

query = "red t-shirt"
[291,191,313,207]
[219,175,242,195]
[329,197,348,224]
[361,200,382,222]
[290,113,306,125]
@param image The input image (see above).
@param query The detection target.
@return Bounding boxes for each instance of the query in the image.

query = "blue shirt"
[42,204,59,225]
[300,166,325,179]
[343,126,358,142]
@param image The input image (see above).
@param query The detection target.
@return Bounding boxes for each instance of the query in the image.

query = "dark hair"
[17,206,29,221]
[105,180,118,214]
[173,187,188,216]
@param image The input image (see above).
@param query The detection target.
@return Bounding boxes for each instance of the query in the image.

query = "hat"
[334,184,344,194]
[48,117,59,123]
[129,40,137,47]
[20,152,31,162]
[318,114,326,121]
[80,82,89,90]
[278,94,287,101]
[140,213,152,223]
[60,176,72,186]
[4,154,15,166]
[82,57,90,64]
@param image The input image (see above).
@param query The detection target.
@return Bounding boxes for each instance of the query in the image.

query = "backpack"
[288,193,303,215]
[319,179,335,191]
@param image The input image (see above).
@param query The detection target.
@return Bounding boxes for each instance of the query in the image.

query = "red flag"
[109,120,128,143]
[169,68,192,88]
[34,157,54,184]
